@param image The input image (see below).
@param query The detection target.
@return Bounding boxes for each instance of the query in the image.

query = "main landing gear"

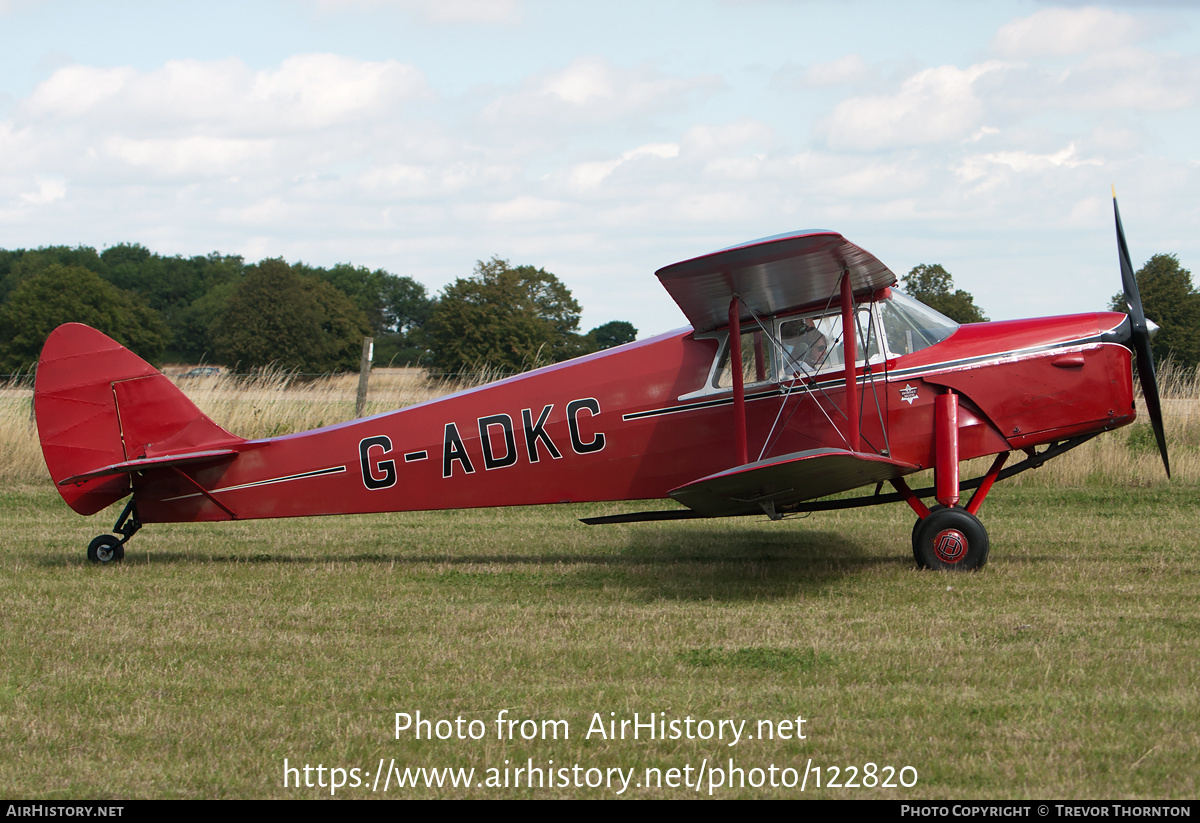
[86,497,142,564]
[911,505,989,571]
[895,391,1008,572]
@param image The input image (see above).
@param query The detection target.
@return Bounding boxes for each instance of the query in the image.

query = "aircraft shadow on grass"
[42,527,897,601]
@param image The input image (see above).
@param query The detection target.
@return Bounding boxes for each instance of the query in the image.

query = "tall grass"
[0,373,42,484]
[4,362,1196,487]
[176,366,491,439]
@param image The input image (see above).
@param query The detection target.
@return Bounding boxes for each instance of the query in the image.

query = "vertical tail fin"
[35,323,243,515]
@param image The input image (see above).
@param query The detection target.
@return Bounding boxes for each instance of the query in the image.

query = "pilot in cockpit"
[784,323,828,375]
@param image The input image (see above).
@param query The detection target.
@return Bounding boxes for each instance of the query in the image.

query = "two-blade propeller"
[1114,191,1171,478]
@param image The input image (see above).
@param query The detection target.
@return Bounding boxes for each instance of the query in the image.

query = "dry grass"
[175,367,476,439]
[0,375,44,485]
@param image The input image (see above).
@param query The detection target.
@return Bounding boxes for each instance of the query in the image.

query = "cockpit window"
[877,290,959,355]
[778,308,881,377]
[690,290,955,400]
[716,329,775,388]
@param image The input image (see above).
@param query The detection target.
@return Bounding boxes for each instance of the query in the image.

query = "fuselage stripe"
[161,465,348,502]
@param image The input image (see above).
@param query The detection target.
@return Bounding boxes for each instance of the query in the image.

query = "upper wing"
[668,448,918,517]
[656,230,897,332]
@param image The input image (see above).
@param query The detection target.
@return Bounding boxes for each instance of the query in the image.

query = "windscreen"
[877,290,960,356]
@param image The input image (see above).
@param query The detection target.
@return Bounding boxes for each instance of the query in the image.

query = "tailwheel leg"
[86,497,142,564]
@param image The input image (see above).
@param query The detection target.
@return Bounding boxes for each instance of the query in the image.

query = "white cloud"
[20,177,65,205]
[955,142,1103,182]
[979,49,1200,114]
[991,7,1162,58]
[484,196,572,222]
[566,143,679,192]
[23,65,138,116]
[1055,49,1200,111]
[483,57,721,126]
[22,54,430,134]
[3,2,1198,336]
[822,63,1013,151]
[359,160,520,199]
[104,136,274,177]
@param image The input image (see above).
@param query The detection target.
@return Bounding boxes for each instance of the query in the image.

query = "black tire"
[912,504,946,545]
[912,507,988,571]
[87,535,125,564]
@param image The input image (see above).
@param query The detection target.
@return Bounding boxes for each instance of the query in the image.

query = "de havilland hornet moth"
[35,196,1170,570]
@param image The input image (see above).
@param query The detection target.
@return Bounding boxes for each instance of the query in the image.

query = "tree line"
[0,244,637,376]
[1,243,1195,376]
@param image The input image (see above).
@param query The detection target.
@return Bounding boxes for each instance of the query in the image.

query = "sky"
[2,0,1198,337]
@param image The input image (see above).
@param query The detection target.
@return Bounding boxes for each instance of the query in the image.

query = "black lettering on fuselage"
[443,422,475,478]
[359,435,397,490]
[478,414,518,470]
[566,398,605,454]
[436,397,604,479]
[522,405,562,463]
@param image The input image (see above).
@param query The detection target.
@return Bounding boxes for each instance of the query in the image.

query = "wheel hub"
[933,528,968,563]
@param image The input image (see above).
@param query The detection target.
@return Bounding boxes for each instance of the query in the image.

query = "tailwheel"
[87,534,125,564]
[86,497,141,564]
[912,506,989,571]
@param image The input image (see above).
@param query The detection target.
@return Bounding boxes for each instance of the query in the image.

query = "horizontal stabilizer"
[59,449,239,486]
[669,448,918,518]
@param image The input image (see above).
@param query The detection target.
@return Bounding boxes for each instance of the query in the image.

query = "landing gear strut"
[894,392,1009,571]
[86,497,142,564]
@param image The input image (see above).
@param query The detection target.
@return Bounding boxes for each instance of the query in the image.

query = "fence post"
[355,337,373,418]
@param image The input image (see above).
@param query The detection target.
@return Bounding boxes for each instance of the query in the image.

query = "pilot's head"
[802,333,828,366]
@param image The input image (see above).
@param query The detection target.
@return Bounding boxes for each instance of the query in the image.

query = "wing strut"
[729,295,749,465]
[840,269,860,451]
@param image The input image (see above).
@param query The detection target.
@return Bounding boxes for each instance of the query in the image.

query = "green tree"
[588,320,638,351]
[309,263,433,365]
[211,259,371,373]
[1109,253,1200,371]
[167,253,247,362]
[425,256,583,374]
[902,264,988,324]
[0,264,169,373]
[0,245,107,303]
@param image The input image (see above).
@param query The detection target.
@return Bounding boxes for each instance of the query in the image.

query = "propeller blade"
[1114,192,1170,477]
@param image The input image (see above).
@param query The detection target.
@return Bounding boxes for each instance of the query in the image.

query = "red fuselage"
[133,310,1135,524]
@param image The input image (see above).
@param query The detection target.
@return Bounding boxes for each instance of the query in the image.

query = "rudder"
[35,323,243,515]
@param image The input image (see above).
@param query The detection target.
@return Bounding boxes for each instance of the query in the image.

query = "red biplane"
[35,197,1169,570]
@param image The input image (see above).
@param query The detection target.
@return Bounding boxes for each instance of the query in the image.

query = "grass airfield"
[1,481,1196,799]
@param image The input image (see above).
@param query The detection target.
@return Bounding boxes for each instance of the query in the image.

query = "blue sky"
[2,0,1198,336]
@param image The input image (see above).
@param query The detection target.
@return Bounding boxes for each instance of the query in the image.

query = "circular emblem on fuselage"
[933,529,968,563]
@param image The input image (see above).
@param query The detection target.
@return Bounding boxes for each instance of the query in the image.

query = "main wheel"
[912,504,946,545]
[912,507,988,571]
[87,535,125,564]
